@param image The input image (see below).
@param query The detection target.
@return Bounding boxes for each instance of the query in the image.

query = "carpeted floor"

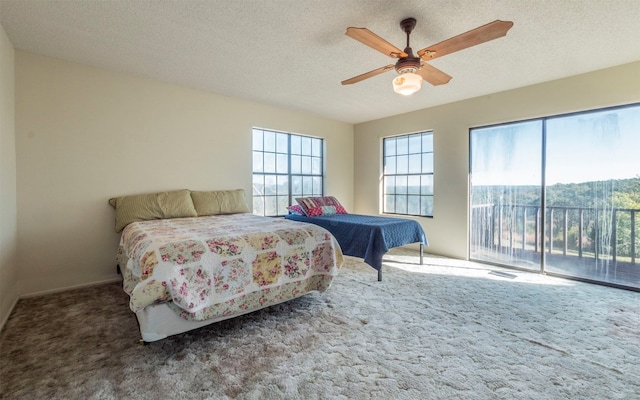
[1,249,639,400]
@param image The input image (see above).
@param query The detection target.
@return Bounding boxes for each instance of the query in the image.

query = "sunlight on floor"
[382,250,576,287]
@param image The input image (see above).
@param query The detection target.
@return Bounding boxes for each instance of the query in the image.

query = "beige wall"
[0,23,17,328]
[8,48,640,300]
[15,51,354,296]
[354,61,640,259]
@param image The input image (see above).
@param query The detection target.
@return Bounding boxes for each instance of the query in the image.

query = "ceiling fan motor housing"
[395,54,421,74]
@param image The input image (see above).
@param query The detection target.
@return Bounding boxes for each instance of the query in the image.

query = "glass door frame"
[468,103,640,292]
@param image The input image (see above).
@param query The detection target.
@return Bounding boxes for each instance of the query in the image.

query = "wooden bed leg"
[420,243,424,265]
[378,268,382,282]
[139,339,149,346]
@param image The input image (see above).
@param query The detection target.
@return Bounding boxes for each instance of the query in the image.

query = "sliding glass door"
[470,104,640,290]
[470,121,543,272]
[544,106,640,287]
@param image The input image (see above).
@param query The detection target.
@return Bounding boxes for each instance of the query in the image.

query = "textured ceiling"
[1,0,639,124]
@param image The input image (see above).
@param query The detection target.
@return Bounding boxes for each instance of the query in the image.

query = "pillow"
[109,189,197,232]
[287,204,306,215]
[305,205,339,217]
[190,189,250,216]
[295,196,348,216]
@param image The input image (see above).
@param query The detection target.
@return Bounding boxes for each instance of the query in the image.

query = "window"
[252,128,324,216]
[383,131,434,217]
[470,103,640,290]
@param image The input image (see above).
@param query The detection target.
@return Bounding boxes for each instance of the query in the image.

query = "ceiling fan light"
[392,72,422,95]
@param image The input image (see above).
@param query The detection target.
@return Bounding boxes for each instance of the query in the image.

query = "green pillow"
[109,189,197,232]
[190,189,250,216]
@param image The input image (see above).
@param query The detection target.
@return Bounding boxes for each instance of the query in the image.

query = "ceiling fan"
[342,18,514,95]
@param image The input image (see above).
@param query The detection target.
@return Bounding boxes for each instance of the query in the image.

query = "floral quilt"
[117,213,343,321]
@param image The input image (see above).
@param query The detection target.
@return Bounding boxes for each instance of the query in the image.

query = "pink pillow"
[295,196,348,216]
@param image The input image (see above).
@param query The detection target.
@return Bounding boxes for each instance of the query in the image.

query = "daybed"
[285,197,427,281]
[110,189,343,343]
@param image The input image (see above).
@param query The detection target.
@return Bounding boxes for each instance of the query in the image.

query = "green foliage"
[614,191,640,209]
[472,178,640,259]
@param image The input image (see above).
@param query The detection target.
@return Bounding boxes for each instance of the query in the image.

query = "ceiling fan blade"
[417,62,452,86]
[341,65,396,85]
[346,27,408,58]
[417,20,514,61]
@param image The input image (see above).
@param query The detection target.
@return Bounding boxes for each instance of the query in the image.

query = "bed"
[284,197,427,281]
[111,189,343,342]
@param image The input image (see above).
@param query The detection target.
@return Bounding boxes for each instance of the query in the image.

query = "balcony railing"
[471,204,639,266]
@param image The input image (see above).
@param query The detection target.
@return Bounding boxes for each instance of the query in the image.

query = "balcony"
[471,204,639,290]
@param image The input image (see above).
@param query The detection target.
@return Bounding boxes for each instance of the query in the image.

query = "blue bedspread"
[284,213,427,271]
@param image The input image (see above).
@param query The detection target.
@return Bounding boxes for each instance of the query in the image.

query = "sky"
[471,105,640,186]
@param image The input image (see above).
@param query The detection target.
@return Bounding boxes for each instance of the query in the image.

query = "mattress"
[116,213,343,340]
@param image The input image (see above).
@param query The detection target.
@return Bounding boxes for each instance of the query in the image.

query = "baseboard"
[19,276,122,299]
[0,296,19,334]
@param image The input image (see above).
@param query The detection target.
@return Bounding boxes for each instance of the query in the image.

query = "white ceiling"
[1,0,639,124]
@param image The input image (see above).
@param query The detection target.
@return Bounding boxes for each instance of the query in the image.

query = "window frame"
[382,130,434,217]
[468,102,640,291]
[252,127,324,216]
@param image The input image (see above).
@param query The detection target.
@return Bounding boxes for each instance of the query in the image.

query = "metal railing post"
[632,210,636,264]
[548,208,554,254]
[612,209,617,264]
[522,207,527,251]
[579,208,584,258]
[563,208,569,256]
[535,207,540,253]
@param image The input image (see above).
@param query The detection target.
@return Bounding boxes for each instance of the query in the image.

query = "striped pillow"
[295,196,348,216]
